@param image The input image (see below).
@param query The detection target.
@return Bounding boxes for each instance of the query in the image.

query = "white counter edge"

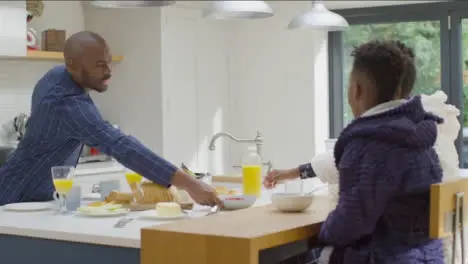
[0,225,140,248]
[74,161,125,176]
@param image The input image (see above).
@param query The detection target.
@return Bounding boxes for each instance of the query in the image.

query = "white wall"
[83,4,165,154]
[83,4,234,173]
[0,1,84,129]
[227,1,328,170]
[160,6,233,172]
[0,0,436,174]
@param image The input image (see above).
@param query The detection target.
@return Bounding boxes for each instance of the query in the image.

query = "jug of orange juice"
[242,146,262,197]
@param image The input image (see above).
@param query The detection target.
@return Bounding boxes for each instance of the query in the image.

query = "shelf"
[1,50,124,62]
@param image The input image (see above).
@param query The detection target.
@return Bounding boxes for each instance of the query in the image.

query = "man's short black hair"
[351,40,416,103]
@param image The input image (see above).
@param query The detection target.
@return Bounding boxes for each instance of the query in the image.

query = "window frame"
[328,1,468,166]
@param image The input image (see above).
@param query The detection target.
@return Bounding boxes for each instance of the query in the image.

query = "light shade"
[288,1,348,31]
[203,1,273,20]
[88,1,175,8]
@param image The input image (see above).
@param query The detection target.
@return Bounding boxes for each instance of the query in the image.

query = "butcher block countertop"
[141,193,335,264]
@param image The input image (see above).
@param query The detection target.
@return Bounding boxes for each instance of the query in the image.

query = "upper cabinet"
[0,2,124,62]
[0,4,27,57]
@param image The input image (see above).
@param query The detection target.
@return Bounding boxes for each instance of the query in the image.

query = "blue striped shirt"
[0,65,177,205]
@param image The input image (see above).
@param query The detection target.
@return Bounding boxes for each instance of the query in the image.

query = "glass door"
[341,21,442,125]
[458,18,468,167]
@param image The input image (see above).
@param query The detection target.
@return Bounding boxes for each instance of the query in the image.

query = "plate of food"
[77,203,130,217]
[138,202,188,221]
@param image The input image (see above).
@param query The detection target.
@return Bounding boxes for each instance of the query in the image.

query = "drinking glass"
[125,172,143,202]
[125,172,143,186]
[51,166,75,214]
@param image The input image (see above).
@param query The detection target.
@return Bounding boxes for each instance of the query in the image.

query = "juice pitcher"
[242,146,262,197]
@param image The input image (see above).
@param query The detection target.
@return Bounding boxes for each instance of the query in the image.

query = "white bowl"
[271,193,314,212]
[220,194,256,210]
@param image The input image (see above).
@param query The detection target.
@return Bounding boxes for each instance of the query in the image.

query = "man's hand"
[171,169,223,207]
[263,168,300,189]
[185,180,224,208]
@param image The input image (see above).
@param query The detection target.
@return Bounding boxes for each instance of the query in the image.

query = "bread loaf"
[140,182,175,204]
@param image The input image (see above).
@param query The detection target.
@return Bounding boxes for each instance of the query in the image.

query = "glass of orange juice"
[51,166,75,214]
[125,172,143,186]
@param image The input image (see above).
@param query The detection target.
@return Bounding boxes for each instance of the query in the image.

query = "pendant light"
[288,0,348,31]
[203,1,273,20]
[88,1,175,8]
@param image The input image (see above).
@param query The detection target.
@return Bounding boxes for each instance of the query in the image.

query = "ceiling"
[171,1,447,10]
[323,0,447,10]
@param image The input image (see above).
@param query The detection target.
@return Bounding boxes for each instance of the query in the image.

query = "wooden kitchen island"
[141,195,335,264]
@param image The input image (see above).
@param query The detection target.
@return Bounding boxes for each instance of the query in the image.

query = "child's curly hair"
[351,40,416,103]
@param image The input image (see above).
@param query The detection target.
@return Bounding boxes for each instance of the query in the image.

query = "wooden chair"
[430,178,468,264]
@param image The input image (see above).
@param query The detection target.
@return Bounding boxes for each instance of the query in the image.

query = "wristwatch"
[298,163,316,179]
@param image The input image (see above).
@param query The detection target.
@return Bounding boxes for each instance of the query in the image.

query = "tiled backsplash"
[0,60,61,127]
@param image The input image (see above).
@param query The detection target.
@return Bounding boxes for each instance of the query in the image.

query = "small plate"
[4,202,52,212]
[220,194,256,210]
[138,212,188,221]
[76,207,130,217]
[82,193,101,201]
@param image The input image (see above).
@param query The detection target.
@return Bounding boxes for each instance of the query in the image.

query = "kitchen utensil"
[271,193,314,212]
[13,113,28,141]
[114,217,134,228]
[219,195,256,210]
[3,202,52,212]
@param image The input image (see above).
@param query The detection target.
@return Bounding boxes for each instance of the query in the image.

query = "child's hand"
[263,168,300,189]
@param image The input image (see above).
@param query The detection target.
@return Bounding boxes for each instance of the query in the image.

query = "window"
[461,18,468,167]
[342,21,442,125]
[328,1,468,168]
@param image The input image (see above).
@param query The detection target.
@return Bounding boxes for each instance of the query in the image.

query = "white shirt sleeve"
[311,150,339,185]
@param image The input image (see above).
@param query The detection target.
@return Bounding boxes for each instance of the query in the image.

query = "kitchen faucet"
[208,130,273,175]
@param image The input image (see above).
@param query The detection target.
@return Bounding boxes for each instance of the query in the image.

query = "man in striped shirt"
[0,31,222,207]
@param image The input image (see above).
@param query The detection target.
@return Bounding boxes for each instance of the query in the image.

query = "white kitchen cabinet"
[85,5,233,174]
[161,7,232,173]
[0,2,26,57]
[161,7,199,171]
[195,17,232,174]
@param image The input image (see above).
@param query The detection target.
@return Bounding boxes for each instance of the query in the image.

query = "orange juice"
[242,165,262,197]
[125,173,143,185]
[53,179,74,194]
